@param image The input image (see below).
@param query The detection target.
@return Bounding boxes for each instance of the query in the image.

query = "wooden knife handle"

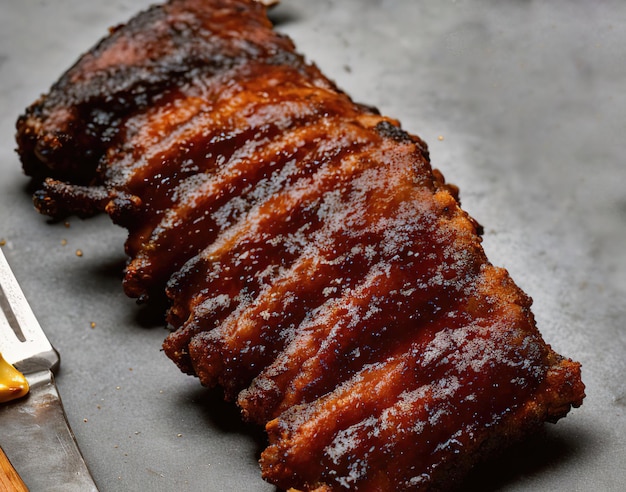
[0,446,28,491]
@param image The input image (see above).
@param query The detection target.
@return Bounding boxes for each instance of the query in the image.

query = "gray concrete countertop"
[1,1,624,490]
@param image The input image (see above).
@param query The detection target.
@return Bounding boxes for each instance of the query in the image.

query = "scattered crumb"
[76,249,83,257]
[116,386,121,390]
[438,135,445,141]
[64,221,71,228]
[90,321,96,329]
[83,418,88,423]
[0,239,6,247]
[177,433,183,438]
[61,239,67,246]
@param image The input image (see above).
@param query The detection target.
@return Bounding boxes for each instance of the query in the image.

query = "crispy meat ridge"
[16,0,584,490]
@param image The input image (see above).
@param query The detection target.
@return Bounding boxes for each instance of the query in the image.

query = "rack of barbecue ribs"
[16,0,585,490]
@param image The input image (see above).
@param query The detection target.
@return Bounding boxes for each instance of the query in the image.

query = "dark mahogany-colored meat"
[16,0,585,490]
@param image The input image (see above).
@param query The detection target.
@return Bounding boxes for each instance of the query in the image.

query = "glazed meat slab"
[16,0,585,490]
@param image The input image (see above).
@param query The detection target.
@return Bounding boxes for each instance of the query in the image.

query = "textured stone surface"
[0,1,624,490]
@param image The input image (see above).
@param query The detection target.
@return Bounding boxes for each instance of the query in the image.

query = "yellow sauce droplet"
[0,353,29,403]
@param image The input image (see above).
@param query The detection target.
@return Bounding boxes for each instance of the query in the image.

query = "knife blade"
[0,247,99,491]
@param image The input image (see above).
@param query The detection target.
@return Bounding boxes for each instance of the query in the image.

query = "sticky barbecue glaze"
[16,0,584,490]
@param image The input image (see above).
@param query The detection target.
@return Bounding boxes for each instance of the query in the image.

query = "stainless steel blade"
[0,248,98,491]
[0,249,58,373]
[0,371,98,491]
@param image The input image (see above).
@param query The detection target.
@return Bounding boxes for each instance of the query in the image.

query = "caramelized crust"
[16,0,584,490]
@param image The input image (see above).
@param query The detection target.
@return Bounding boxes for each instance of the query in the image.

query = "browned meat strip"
[16,0,585,490]
[17,0,342,301]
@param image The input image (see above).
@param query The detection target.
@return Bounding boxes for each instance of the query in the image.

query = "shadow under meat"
[267,3,300,28]
[462,425,587,491]
[183,385,269,454]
